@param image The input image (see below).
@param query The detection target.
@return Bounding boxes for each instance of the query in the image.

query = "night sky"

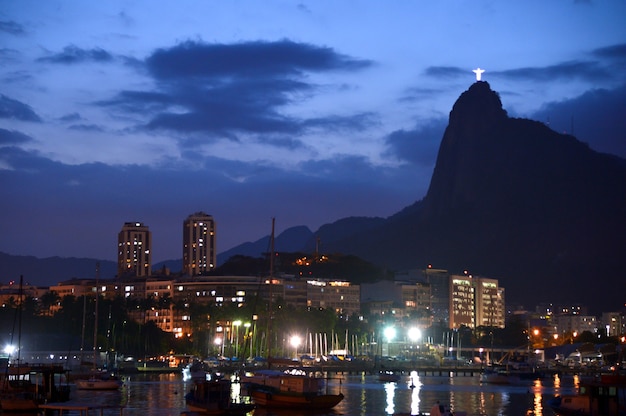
[1,1,625,263]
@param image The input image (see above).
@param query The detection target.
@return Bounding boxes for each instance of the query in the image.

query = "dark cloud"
[592,43,626,60]
[498,60,611,82]
[424,66,466,78]
[102,40,373,142]
[145,39,371,80]
[0,128,33,145]
[68,124,105,132]
[37,45,113,64]
[58,113,84,122]
[0,94,41,122]
[383,119,446,166]
[0,20,25,35]
[303,112,378,132]
[531,84,626,159]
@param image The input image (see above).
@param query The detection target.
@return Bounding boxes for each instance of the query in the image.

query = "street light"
[383,326,396,357]
[214,337,223,357]
[290,335,301,359]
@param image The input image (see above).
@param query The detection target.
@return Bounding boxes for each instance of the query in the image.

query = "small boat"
[480,365,542,385]
[548,373,626,416]
[378,370,401,382]
[242,368,344,409]
[185,376,255,415]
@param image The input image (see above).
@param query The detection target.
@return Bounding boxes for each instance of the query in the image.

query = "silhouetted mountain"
[0,252,116,285]
[222,82,626,312]
[318,82,626,312]
[217,225,314,265]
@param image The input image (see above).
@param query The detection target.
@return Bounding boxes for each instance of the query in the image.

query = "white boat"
[75,376,123,390]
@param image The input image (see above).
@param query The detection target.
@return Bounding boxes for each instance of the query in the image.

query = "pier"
[38,404,125,415]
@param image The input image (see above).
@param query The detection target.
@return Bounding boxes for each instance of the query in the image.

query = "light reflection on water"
[4,371,576,416]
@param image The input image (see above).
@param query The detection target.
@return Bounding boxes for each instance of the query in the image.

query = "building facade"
[449,274,505,330]
[117,222,152,277]
[182,212,216,276]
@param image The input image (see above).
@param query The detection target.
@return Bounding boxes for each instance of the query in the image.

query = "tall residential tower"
[118,222,152,277]
[183,212,216,276]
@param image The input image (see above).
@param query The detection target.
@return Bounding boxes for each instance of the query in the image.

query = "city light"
[408,327,421,342]
[384,326,396,342]
[290,335,301,359]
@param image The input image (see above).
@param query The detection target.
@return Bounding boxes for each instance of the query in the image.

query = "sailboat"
[75,265,122,390]
[242,219,344,410]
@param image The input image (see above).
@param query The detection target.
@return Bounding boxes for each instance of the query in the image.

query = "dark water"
[9,371,579,415]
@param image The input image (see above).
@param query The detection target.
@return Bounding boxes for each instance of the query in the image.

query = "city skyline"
[1,2,625,263]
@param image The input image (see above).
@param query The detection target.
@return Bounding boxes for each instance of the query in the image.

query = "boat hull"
[250,389,344,409]
[75,378,122,390]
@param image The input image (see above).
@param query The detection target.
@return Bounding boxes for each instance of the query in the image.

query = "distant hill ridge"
[2,81,624,313]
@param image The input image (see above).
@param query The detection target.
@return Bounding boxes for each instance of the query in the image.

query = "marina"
[0,368,603,415]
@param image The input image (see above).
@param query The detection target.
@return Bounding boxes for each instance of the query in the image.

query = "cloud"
[0,128,33,146]
[0,20,25,35]
[531,84,626,159]
[498,60,611,82]
[424,66,467,79]
[37,45,114,64]
[68,124,106,132]
[58,113,84,122]
[0,94,41,122]
[383,119,446,166]
[99,40,373,143]
[145,39,371,80]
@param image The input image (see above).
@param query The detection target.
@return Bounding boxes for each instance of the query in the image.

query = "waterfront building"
[449,274,505,330]
[306,279,360,317]
[601,311,625,337]
[182,212,216,276]
[555,314,599,335]
[118,222,152,277]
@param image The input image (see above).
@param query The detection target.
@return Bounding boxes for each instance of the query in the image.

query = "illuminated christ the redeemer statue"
[472,67,485,81]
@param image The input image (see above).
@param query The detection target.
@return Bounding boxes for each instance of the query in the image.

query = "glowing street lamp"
[408,327,421,343]
[214,337,224,357]
[383,326,396,357]
[384,326,396,342]
[290,335,302,359]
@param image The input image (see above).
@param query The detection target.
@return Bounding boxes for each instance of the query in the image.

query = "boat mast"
[93,262,100,371]
[266,218,275,367]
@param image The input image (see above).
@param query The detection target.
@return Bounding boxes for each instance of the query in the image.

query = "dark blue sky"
[1,1,625,263]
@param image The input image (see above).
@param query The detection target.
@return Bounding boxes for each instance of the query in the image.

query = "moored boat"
[185,376,254,415]
[75,374,123,390]
[242,368,344,409]
[548,373,626,416]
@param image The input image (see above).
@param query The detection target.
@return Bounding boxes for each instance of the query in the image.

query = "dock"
[38,403,125,415]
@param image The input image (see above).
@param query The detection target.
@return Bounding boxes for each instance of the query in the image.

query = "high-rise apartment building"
[117,222,152,277]
[183,212,216,276]
[449,274,505,329]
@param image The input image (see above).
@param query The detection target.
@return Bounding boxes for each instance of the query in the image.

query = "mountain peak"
[448,81,508,135]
